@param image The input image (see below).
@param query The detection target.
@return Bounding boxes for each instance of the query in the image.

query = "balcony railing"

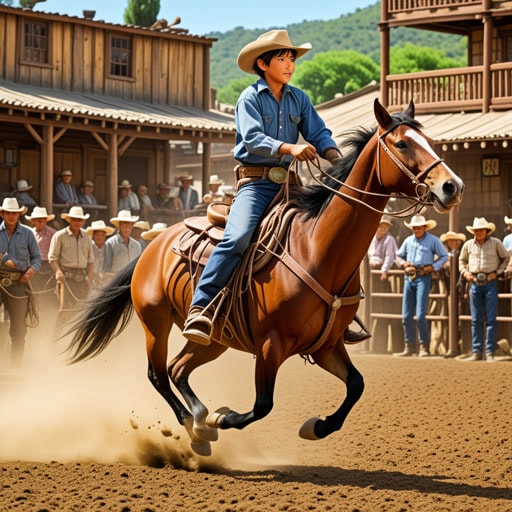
[386,0,486,16]
[385,63,512,112]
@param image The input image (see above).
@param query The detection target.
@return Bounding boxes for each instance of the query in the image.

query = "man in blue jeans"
[459,217,510,362]
[394,215,448,357]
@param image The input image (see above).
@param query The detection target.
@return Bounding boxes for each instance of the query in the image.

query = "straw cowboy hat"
[157,183,171,190]
[141,222,168,241]
[178,174,194,182]
[237,30,312,74]
[60,169,72,176]
[15,179,32,191]
[133,220,150,231]
[466,217,496,235]
[86,220,115,237]
[379,215,392,226]
[61,206,90,222]
[118,179,133,189]
[110,210,139,227]
[404,214,437,231]
[26,206,55,223]
[440,231,466,243]
[504,216,512,225]
[0,197,28,215]
[209,174,224,186]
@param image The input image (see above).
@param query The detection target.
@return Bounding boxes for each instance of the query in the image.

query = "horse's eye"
[395,141,408,150]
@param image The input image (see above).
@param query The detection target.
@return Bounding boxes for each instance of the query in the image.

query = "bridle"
[297,120,445,217]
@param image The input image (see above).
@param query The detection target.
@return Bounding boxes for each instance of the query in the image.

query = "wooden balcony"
[384,0,512,27]
[385,63,512,112]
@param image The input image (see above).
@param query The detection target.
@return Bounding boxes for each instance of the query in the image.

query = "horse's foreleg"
[206,339,283,431]
[300,341,364,440]
[168,342,228,444]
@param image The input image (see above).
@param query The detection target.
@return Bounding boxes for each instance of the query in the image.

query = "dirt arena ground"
[0,321,511,511]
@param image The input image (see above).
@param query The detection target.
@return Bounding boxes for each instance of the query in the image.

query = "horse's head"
[374,99,464,213]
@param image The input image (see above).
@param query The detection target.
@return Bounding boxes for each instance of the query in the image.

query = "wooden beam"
[118,137,136,157]
[108,133,118,220]
[23,123,43,145]
[91,132,109,151]
[53,127,67,144]
[41,125,54,212]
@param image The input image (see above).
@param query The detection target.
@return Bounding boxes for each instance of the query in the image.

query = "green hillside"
[207,2,466,89]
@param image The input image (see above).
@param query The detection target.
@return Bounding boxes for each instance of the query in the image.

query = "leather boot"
[183,306,213,346]
[344,314,372,344]
[393,344,415,357]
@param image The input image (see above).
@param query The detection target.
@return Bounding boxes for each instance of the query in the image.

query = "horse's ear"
[374,98,394,130]
[404,100,415,119]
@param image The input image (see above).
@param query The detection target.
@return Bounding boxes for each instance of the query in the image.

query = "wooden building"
[0,5,236,221]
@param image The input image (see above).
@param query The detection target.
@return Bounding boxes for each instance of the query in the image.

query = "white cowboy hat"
[404,214,437,231]
[26,206,55,222]
[209,174,224,186]
[118,179,132,189]
[237,30,311,74]
[440,231,466,243]
[141,222,168,241]
[504,216,512,225]
[110,210,139,227]
[61,206,90,221]
[379,215,392,226]
[466,217,496,235]
[178,174,194,182]
[60,169,72,176]
[15,179,32,191]
[86,220,115,236]
[0,197,28,215]
[133,220,150,231]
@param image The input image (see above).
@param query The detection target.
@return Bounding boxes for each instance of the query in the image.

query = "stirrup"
[183,306,213,346]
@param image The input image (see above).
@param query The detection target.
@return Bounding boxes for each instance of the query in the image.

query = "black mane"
[288,111,423,220]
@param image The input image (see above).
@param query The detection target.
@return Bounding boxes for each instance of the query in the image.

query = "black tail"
[65,257,138,363]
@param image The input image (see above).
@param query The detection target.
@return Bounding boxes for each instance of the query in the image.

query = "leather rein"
[301,121,445,219]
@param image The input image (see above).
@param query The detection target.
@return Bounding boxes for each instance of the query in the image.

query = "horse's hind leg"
[300,341,365,440]
[168,342,228,443]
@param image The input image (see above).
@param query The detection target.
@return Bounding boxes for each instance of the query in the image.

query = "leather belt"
[472,271,497,285]
[235,165,300,187]
[0,269,22,287]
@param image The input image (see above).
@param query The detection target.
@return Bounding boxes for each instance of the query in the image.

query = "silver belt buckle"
[267,167,287,184]
[1,277,12,287]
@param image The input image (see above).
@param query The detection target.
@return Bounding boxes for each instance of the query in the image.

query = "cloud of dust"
[0,319,290,471]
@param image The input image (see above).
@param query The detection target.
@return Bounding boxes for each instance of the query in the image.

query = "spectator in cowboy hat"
[131,220,150,251]
[152,183,184,225]
[182,29,351,346]
[103,210,142,275]
[54,169,79,208]
[117,179,140,216]
[0,197,41,368]
[177,174,199,212]
[394,214,448,358]
[11,179,38,216]
[86,220,115,290]
[459,217,510,362]
[48,206,94,327]
[25,206,57,299]
[208,175,224,200]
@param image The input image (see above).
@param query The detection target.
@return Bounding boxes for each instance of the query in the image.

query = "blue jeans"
[402,274,431,346]
[191,179,282,308]
[469,280,498,354]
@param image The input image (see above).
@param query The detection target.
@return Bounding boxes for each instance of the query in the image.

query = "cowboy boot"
[393,343,415,357]
[183,306,213,346]
[344,314,372,344]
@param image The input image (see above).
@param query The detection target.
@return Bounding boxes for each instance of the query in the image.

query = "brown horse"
[66,100,464,456]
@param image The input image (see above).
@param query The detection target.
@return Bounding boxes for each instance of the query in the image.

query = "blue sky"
[28,0,378,35]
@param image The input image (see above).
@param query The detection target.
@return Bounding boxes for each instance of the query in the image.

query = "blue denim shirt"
[234,79,338,167]
[0,221,41,271]
[397,232,448,272]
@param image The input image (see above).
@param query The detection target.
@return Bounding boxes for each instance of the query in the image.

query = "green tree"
[390,42,466,74]
[216,75,254,106]
[123,0,160,27]
[294,50,380,104]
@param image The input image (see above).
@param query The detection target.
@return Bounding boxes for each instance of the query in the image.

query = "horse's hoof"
[190,440,212,457]
[206,406,231,428]
[193,425,219,442]
[299,417,321,440]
